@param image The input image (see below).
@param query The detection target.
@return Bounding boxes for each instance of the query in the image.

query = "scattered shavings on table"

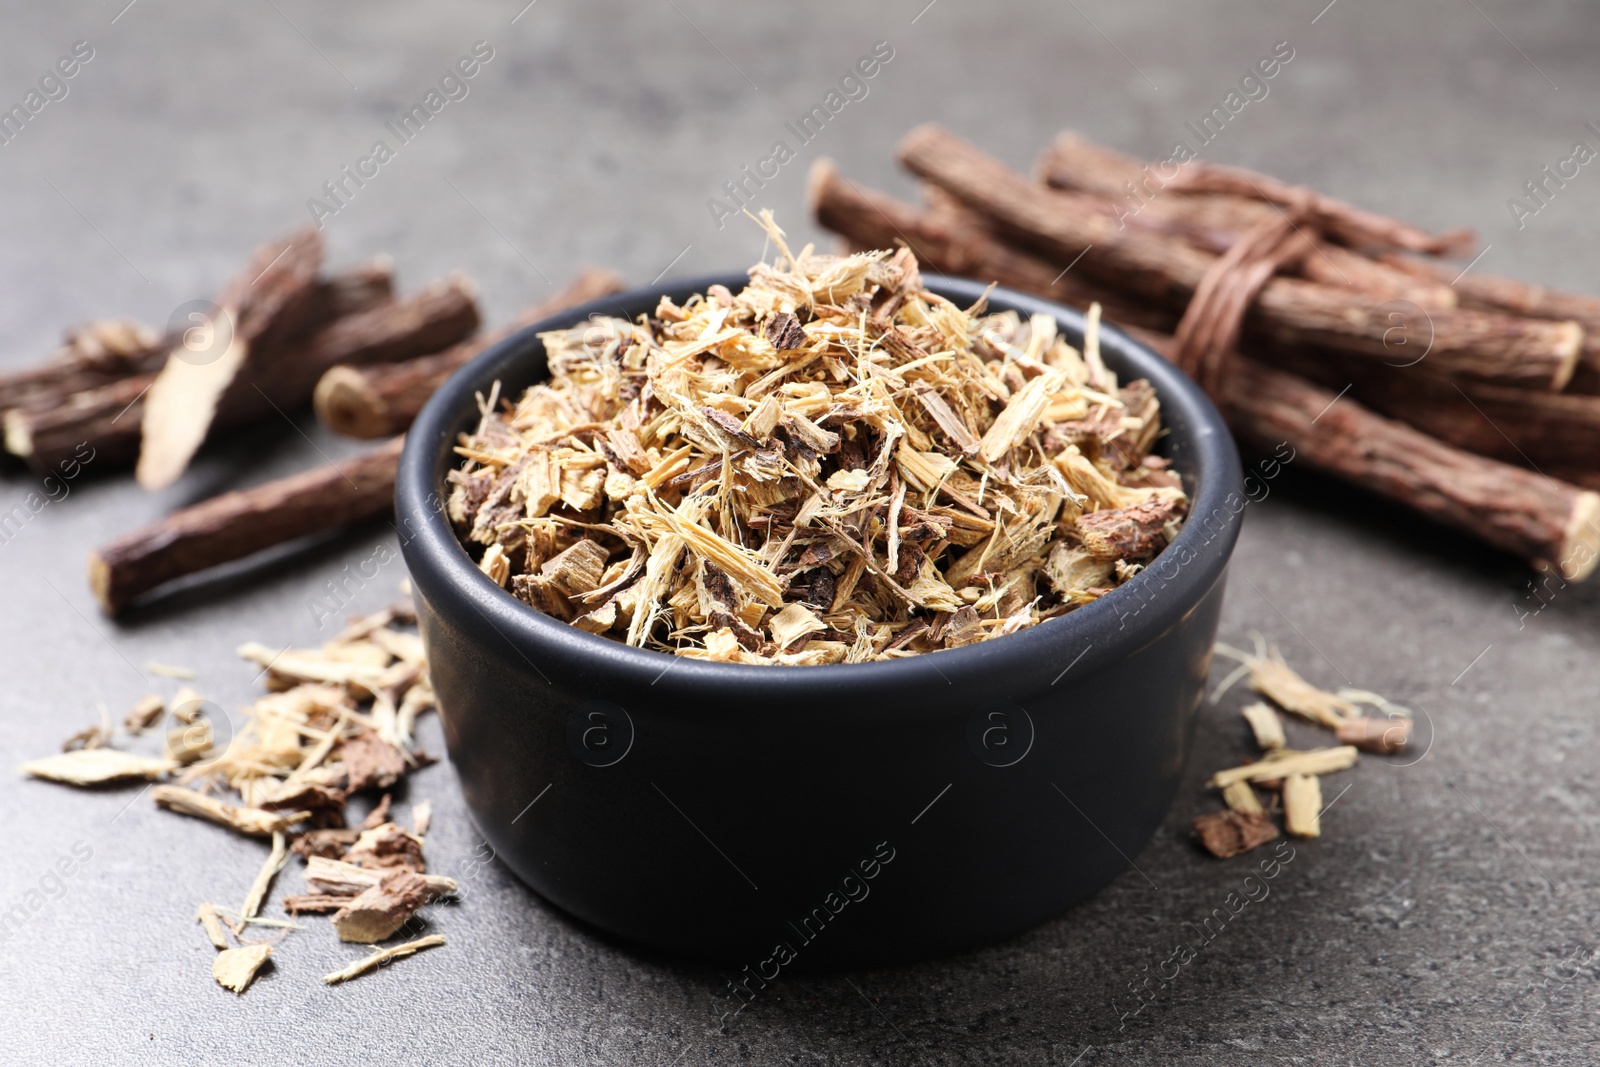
[1193,634,1415,857]
[18,598,457,992]
[447,213,1188,663]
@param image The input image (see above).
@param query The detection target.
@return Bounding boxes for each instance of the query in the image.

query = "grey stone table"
[2,1,1597,1063]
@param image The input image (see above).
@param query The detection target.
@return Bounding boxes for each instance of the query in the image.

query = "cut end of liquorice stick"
[1557,492,1600,581]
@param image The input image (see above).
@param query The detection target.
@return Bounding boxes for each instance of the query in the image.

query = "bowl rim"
[397,273,1243,698]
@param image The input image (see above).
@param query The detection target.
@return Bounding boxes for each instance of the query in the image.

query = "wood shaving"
[196,902,230,950]
[1200,637,1416,856]
[1207,746,1358,790]
[213,944,273,994]
[146,661,198,679]
[165,717,215,764]
[169,686,205,724]
[151,785,308,837]
[447,215,1186,662]
[1239,702,1286,751]
[20,748,177,785]
[124,693,165,734]
[1282,774,1322,838]
[1213,639,1353,728]
[240,832,289,924]
[322,934,445,985]
[411,800,432,837]
[1220,779,1263,815]
[60,707,113,752]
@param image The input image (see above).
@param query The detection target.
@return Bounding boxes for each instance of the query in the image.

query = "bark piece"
[765,312,808,351]
[304,856,384,896]
[1208,746,1359,789]
[1282,774,1322,838]
[196,903,230,949]
[151,784,308,836]
[292,827,363,860]
[138,228,327,489]
[321,934,444,985]
[314,268,625,438]
[213,944,273,993]
[21,748,176,785]
[88,436,403,614]
[343,821,426,872]
[341,733,408,793]
[1075,499,1180,560]
[896,125,1581,391]
[331,870,445,943]
[1193,810,1279,858]
[1336,715,1411,754]
[282,894,353,914]
[123,694,165,734]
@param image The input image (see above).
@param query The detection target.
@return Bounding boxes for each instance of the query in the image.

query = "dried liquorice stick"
[808,160,1176,332]
[1380,252,1600,391]
[88,435,404,614]
[896,125,1582,391]
[0,321,164,415]
[1035,132,1457,308]
[7,272,471,475]
[1,259,394,463]
[138,228,327,489]
[313,267,624,439]
[1224,358,1600,579]
[1269,345,1600,469]
[811,169,1600,577]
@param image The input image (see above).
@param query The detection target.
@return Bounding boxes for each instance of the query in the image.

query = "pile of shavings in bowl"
[1192,634,1416,859]
[21,601,452,993]
[447,214,1189,663]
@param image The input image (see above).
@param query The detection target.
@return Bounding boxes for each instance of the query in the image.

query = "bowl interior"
[396,273,1243,697]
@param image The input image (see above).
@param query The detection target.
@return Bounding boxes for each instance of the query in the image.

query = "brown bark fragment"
[340,733,409,793]
[331,870,444,943]
[1193,810,1279,858]
[1335,715,1411,754]
[1075,499,1180,560]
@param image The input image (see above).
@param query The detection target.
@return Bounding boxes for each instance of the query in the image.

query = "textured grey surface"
[2,1,1599,1064]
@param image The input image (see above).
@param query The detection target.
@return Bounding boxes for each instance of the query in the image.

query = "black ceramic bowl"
[397,275,1243,968]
